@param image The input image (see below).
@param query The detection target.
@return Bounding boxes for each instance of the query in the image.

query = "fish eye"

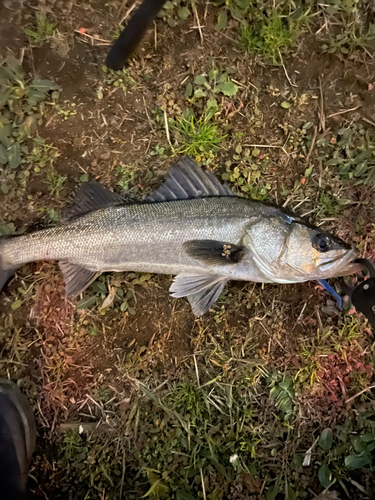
[313,233,331,252]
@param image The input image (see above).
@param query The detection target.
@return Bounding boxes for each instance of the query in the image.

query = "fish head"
[243,211,360,283]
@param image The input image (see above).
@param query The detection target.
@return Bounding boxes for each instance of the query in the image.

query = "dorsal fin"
[145,157,235,202]
[61,181,131,222]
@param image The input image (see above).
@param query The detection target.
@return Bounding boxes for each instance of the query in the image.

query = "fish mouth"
[318,249,362,277]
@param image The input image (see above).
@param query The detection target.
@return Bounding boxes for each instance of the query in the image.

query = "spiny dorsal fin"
[59,261,101,298]
[62,182,131,222]
[145,157,235,202]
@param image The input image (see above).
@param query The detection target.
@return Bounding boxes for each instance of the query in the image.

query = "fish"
[0,157,360,316]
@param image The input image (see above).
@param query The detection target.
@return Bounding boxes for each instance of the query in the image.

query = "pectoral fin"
[59,261,101,299]
[183,240,246,266]
[170,273,227,316]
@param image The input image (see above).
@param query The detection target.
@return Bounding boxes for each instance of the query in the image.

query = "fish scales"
[1,197,270,278]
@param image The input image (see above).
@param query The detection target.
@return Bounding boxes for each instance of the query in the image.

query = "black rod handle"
[106,0,167,70]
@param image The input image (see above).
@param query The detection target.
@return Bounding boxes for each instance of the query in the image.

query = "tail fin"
[0,237,19,293]
[106,0,167,70]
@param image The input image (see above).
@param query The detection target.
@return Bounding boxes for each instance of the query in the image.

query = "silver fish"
[0,157,360,315]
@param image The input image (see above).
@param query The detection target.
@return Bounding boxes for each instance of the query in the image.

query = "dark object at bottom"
[0,379,36,500]
[106,0,167,70]
[339,258,375,330]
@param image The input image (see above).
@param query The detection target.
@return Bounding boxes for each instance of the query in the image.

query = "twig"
[193,354,200,386]
[315,307,323,333]
[200,469,207,500]
[280,54,297,88]
[120,1,137,25]
[143,96,153,130]
[59,422,114,432]
[306,125,318,162]
[154,20,157,52]
[163,109,171,146]
[74,30,111,46]
[327,105,361,119]
[192,0,204,44]
[318,76,325,132]
[243,143,289,156]
[346,384,375,404]
[363,117,375,128]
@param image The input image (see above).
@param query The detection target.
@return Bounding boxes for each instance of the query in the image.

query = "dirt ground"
[1,0,375,499]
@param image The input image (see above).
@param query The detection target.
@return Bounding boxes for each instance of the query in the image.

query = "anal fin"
[170,273,227,316]
[59,261,101,299]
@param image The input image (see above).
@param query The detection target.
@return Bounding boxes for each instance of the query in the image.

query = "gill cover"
[244,212,355,283]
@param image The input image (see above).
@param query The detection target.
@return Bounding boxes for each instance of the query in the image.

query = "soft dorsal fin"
[145,157,235,202]
[62,181,130,222]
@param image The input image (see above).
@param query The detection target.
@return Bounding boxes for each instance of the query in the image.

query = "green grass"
[0,57,59,169]
[23,14,56,46]
[171,110,226,160]
[99,65,135,96]
[46,172,67,197]
[322,23,375,54]
[239,12,300,63]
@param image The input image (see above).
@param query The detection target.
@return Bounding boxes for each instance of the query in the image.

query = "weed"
[39,207,60,223]
[222,145,272,200]
[296,328,332,388]
[268,373,295,420]
[316,125,375,184]
[313,423,375,492]
[52,100,77,120]
[115,164,137,193]
[240,12,300,63]
[184,66,239,101]
[46,172,67,197]
[316,191,350,218]
[171,381,208,426]
[150,144,168,159]
[99,65,134,96]
[75,273,137,314]
[96,387,113,404]
[59,429,85,461]
[0,57,59,168]
[23,14,56,46]
[110,23,125,40]
[158,0,192,27]
[322,23,375,54]
[26,139,60,172]
[212,0,251,23]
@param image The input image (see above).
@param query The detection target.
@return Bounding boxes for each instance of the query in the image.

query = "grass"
[240,13,298,64]
[46,172,67,197]
[99,65,135,96]
[0,57,59,169]
[23,14,56,46]
[170,110,226,160]
[322,23,375,54]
